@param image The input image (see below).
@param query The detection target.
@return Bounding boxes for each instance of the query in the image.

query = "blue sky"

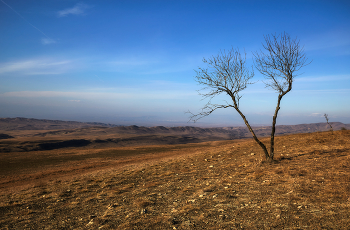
[0,0,349,126]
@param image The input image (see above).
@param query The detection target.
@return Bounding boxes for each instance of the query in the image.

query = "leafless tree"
[189,33,310,162]
[254,32,310,160]
[324,113,333,134]
[188,48,270,159]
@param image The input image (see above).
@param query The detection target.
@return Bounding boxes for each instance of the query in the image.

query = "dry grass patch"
[0,130,350,229]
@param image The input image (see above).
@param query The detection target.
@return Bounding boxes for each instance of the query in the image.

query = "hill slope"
[0,130,349,229]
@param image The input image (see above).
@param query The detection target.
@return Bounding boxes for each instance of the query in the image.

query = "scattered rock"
[140,208,147,214]
[86,219,94,226]
[171,217,180,225]
[203,188,213,192]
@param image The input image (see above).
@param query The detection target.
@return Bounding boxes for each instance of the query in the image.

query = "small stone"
[184,220,192,226]
[251,153,255,156]
[140,208,147,214]
[209,165,214,168]
[86,220,94,226]
[171,218,180,225]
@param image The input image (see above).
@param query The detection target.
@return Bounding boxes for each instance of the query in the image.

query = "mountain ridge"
[0,117,349,136]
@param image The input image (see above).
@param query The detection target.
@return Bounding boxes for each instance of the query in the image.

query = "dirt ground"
[0,130,350,229]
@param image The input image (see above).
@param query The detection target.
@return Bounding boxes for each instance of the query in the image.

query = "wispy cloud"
[293,89,350,94]
[108,58,159,69]
[57,3,90,17]
[309,113,323,117]
[1,91,102,98]
[41,38,56,45]
[296,75,350,82]
[0,58,75,75]
[107,56,197,75]
[1,88,196,100]
[304,29,350,53]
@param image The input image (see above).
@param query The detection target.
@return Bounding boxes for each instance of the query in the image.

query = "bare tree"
[324,113,333,134]
[190,33,310,162]
[188,48,270,159]
[254,32,310,160]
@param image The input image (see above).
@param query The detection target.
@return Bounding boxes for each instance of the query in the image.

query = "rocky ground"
[0,130,350,229]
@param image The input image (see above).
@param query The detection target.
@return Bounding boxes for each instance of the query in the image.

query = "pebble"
[140,208,147,214]
[86,220,94,226]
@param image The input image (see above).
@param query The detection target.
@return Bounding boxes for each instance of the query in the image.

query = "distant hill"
[0,117,349,152]
[0,117,118,131]
[0,117,349,138]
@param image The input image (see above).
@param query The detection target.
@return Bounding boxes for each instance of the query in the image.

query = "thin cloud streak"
[0,0,55,44]
[0,59,74,75]
[1,89,196,100]
[57,3,91,17]
[304,30,350,53]
[41,38,56,45]
[296,75,350,82]
[293,89,350,94]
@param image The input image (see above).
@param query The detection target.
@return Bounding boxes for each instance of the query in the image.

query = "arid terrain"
[0,118,350,229]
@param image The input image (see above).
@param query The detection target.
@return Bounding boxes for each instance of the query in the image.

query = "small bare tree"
[189,48,270,159]
[190,32,310,162]
[324,113,333,134]
[254,32,310,160]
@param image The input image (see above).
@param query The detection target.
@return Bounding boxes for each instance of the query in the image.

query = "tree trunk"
[270,94,283,160]
[235,108,270,159]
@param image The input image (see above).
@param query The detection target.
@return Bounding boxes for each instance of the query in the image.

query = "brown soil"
[0,130,350,229]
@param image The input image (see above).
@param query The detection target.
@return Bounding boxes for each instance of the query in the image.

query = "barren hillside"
[0,130,349,229]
